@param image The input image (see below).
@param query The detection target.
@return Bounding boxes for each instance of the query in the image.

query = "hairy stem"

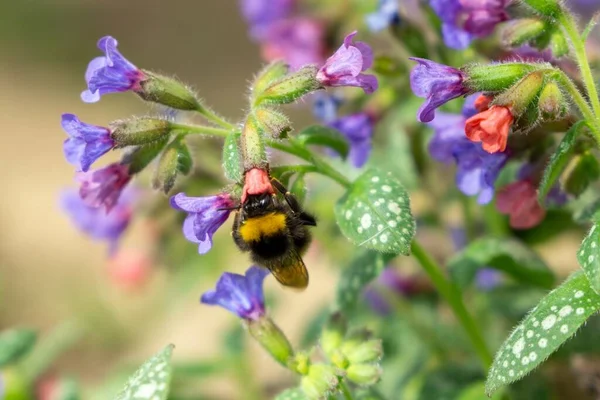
[194,105,235,130]
[339,381,354,400]
[410,241,493,369]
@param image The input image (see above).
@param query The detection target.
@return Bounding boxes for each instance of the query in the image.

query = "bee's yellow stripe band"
[239,212,287,242]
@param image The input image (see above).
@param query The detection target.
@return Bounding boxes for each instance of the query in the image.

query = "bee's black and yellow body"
[232,186,316,289]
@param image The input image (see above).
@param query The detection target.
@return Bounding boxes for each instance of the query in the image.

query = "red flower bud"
[496,180,545,229]
[474,95,493,112]
[465,106,514,153]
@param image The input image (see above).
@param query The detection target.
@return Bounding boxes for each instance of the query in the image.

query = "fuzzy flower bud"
[346,364,382,386]
[320,312,347,359]
[341,339,383,365]
[465,106,514,153]
[495,71,545,115]
[254,108,291,138]
[464,63,538,92]
[247,317,294,366]
[110,118,172,147]
[520,0,562,18]
[255,65,321,106]
[538,81,567,120]
[137,71,202,111]
[500,19,546,47]
[550,30,569,58]
[301,364,341,399]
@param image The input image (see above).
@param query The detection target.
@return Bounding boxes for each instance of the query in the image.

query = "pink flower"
[465,106,514,153]
[77,163,131,212]
[317,31,378,94]
[107,249,153,290]
[496,180,546,229]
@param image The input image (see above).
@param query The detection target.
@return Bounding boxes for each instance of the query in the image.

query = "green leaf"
[571,189,600,224]
[458,381,502,400]
[564,152,600,196]
[336,251,394,313]
[0,328,36,367]
[290,174,307,204]
[418,363,482,400]
[577,223,600,295]
[274,387,307,400]
[448,238,554,290]
[115,344,174,400]
[296,125,350,159]
[222,132,242,182]
[537,121,583,202]
[125,139,169,175]
[152,138,192,194]
[485,272,600,396]
[334,168,415,254]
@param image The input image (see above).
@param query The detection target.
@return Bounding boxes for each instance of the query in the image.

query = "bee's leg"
[299,212,317,226]
[271,178,317,226]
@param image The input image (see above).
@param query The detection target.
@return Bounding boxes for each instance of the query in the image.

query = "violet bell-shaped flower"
[170,193,235,254]
[77,163,132,212]
[201,266,269,320]
[317,31,378,94]
[428,94,507,204]
[329,112,375,168]
[410,57,470,123]
[61,188,135,253]
[240,0,295,40]
[61,113,114,172]
[81,36,146,103]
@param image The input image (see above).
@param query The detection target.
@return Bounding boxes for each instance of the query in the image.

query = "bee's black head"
[242,193,275,217]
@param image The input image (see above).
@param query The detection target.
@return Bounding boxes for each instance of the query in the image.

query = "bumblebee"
[232,178,316,289]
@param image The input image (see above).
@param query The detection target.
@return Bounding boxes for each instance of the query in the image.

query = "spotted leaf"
[485,272,600,396]
[0,328,36,367]
[577,223,600,295]
[275,387,307,400]
[296,125,349,159]
[334,169,415,254]
[222,131,242,182]
[115,344,174,400]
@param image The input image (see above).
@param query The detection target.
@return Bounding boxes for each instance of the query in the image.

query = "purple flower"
[170,193,235,254]
[81,36,145,103]
[77,163,132,212]
[430,0,508,50]
[329,113,375,168]
[313,92,343,123]
[61,114,114,172]
[61,189,134,253]
[366,0,400,32]
[201,266,269,320]
[261,17,326,70]
[317,31,378,94]
[240,0,295,40]
[428,95,507,204]
[410,57,470,123]
[364,267,422,314]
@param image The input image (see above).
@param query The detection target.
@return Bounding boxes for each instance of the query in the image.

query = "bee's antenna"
[217,205,240,211]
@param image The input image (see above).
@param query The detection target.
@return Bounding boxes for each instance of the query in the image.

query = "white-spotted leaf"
[486,272,600,396]
[275,388,307,400]
[0,328,36,367]
[115,344,174,400]
[223,132,242,182]
[335,169,415,254]
[577,224,600,295]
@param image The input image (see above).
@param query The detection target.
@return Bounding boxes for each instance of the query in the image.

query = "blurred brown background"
[0,1,338,398]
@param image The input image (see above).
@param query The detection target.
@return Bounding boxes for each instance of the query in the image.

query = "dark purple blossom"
[317,31,378,94]
[329,113,375,168]
[313,92,343,123]
[410,58,470,123]
[81,36,145,103]
[261,17,325,70]
[61,188,135,253]
[201,266,269,320]
[240,0,295,40]
[170,193,235,254]
[428,95,507,204]
[364,267,422,314]
[430,0,508,50]
[61,113,114,172]
[77,163,132,212]
[366,0,400,32]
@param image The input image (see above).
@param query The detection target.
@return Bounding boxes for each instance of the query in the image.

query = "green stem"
[559,12,600,126]
[460,195,476,243]
[172,123,231,137]
[194,106,235,130]
[339,381,354,400]
[410,241,493,369]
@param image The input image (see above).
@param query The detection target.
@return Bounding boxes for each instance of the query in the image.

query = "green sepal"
[500,19,545,47]
[537,81,566,120]
[549,30,569,58]
[124,139,169,175]
[448,237,554,290]
[254,108,291,138]
[495,71,544,115]
[152,137,192,194]
[321,313,348,359]
[241,114,268,170]
[246,317,294,367]
[300,364,341,400]
[564,151,600,196]
[347,364,382,386]
[253,61,290,97]
[254,66,321,107]
[464,63,539,92]
[334,168,416,254]
[520,0,562,19]
[296,125,350,159]
[485,271,600,396]
[537,121,583,203]
[0,329,37,367]
[138,70,200,111]
[115,344,174,400]
[222,131,243,182]
[111,118,172,147]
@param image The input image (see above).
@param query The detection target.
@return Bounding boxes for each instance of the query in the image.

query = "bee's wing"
[268,250,309,289]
